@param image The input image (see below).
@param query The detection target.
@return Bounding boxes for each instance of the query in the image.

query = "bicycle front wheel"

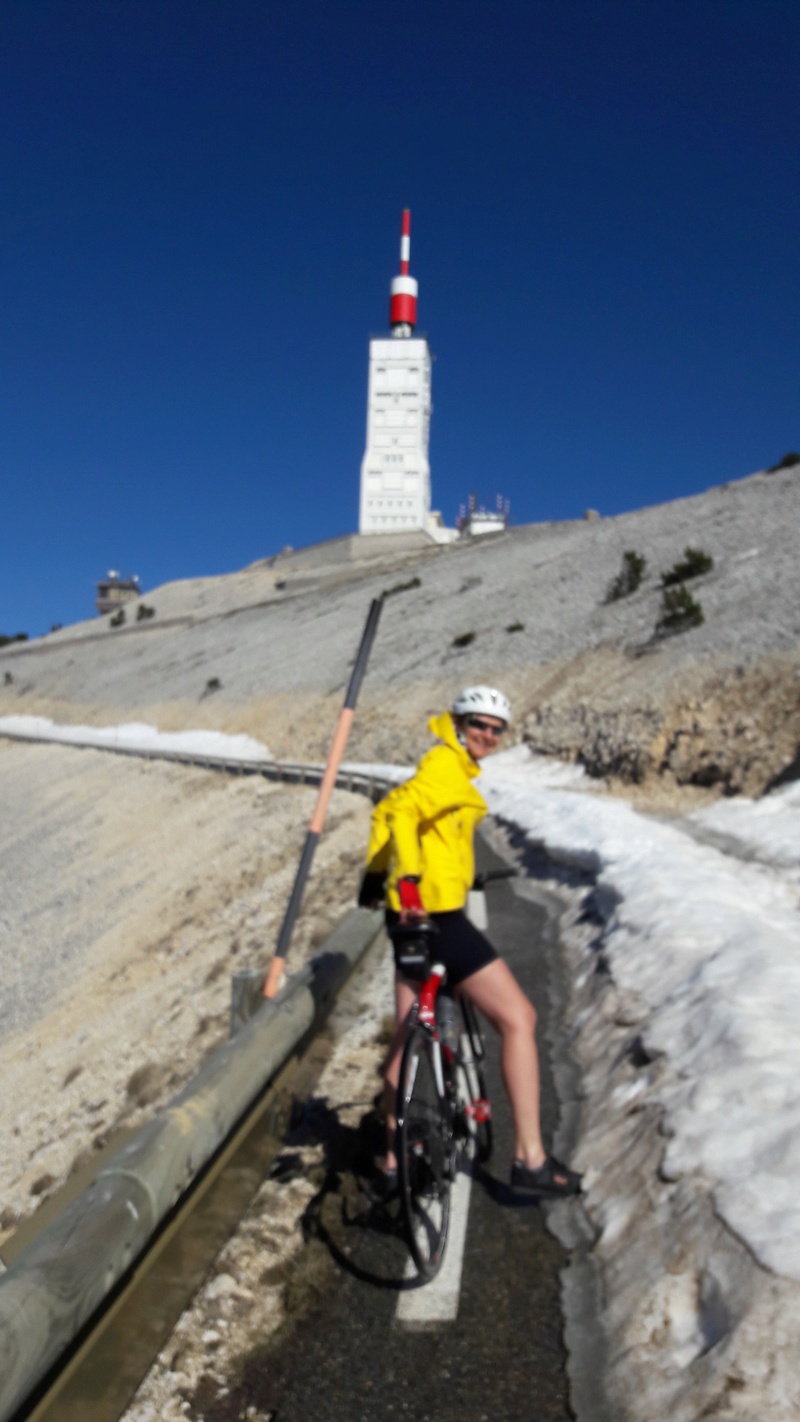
[396,1023,452,1279]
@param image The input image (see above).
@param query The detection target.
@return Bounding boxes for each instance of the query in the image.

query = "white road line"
[395,1160,473,1326]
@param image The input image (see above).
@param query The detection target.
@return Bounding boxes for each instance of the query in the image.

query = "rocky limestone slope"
[0,739,372,1252]
[2,464,798,802]
[2,464,798,1422]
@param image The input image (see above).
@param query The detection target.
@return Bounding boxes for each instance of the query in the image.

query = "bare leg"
[382,975,418,1173]
[459,958,548,1169]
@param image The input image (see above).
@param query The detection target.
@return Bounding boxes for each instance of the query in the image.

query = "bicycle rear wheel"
[458,996,493,1164]
[396,1023,452,1279]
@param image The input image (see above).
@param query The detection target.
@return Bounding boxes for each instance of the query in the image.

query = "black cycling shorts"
[385,907,498,986]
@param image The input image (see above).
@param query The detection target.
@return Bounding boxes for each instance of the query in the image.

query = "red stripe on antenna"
[389,208,418,330]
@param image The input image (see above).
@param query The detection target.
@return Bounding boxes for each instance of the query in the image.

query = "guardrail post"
[230,968,267,1036]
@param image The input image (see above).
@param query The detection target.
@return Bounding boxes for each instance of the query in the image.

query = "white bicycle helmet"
[452,685,512,725]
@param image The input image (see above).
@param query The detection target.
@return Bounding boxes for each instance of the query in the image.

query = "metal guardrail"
[0,727,399,1419]
[0,907,385,1422]
[0,730,396,803]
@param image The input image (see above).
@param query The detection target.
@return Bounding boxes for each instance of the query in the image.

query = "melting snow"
[479,745,800,1281]
[0,716,272,763]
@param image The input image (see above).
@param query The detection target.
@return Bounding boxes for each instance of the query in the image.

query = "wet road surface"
[205,860,577,1422]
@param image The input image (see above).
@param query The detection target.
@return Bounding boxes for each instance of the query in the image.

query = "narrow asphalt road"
[204,849,578,1422]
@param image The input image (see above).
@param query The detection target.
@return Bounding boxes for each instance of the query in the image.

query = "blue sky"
[1,1,797,636]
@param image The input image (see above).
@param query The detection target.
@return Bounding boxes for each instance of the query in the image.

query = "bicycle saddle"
[389,918,439,980]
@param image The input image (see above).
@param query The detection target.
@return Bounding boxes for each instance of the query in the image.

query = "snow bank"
[480,746,800,1281]
[688,780,800,871]
[0,716,272,763]
[340,761,411,785]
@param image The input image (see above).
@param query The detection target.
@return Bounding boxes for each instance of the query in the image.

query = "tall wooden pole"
[263,597,383,998]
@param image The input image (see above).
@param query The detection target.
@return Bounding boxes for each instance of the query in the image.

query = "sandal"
[511,1154,582,1197]
[374,1164,398,1198]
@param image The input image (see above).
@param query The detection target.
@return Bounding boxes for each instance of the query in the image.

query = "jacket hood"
[428,711,481,779]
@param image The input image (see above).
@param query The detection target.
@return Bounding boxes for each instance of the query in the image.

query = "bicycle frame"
[406,961,491,1128]
[395,959,494,1278]
[416,962,448,1094]
[394,873,513,1277]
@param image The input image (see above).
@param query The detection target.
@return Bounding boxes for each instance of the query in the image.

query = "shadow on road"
[277,1093,544,1302]
[273,1094,420,1292]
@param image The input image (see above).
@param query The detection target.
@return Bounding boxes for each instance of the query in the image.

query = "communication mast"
[389,208,418,334]
[359,212,454,541]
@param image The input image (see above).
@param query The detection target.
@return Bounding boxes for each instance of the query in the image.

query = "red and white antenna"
[389,208,418,334]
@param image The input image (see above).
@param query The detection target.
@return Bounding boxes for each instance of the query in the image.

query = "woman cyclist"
[361,685,581,1198]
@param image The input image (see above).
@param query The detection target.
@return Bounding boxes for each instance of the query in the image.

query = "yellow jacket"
[365,712,487,912]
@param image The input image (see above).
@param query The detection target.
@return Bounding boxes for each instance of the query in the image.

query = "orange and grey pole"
[263,597,384,999]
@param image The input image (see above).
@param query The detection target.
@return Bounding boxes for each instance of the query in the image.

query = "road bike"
[393,868,515,1279]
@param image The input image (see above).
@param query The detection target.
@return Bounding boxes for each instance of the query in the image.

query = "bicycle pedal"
[466,1099,492,1124]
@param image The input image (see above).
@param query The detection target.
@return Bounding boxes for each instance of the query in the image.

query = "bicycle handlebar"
[471,867,518,889]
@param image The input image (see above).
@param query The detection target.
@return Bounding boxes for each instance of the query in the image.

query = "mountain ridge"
[2,464,798,799]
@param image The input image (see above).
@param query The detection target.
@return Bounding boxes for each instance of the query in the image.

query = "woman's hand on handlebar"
[398,876,426,922]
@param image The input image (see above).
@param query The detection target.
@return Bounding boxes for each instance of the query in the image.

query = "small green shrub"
[606,549,647,602]
[656,584,704,637]
[204,677,222,695]
[661,546,714,587]
[0,633,28,647]
[767,452,800,472]
[136,603,156,622]
[452,631,476,648]
[3,671,12,685]
[505,620,525,633]
[109,608,126,628]
[382,576,421,598]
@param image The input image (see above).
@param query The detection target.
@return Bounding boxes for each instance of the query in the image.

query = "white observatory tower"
[359,211,451,539]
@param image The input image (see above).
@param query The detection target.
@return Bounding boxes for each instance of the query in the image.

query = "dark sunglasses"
[466,716,505,737]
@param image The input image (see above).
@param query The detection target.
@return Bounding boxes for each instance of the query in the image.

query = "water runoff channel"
[0,734,598,1422]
